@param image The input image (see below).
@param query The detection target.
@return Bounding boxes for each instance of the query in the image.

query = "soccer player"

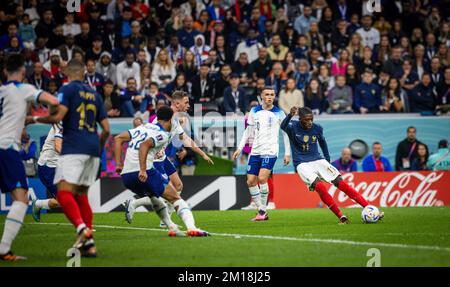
[31,123,63,221]
[0,53,60,261]
[232,87,291,221]
[52,59,110,257]
[119,91,214,225]
[280,106,384,224]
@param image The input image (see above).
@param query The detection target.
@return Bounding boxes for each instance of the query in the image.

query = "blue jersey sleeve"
[96,92,107,123]
[317,124,330,162]
[57,85,71,108]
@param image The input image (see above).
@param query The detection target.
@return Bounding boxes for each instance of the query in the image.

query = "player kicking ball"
[0,53,60,261]
[232,87,291,221]
[31,123,63,222]
[281,106,384,224]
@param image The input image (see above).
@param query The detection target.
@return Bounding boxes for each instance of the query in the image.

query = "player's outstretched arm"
[280,106,297,132]
[138,138,155,182]
[26,92,64,124]
[233,125,253,160]
[99,118,111,152]
[114,131,131,174]
[181,135,214,165]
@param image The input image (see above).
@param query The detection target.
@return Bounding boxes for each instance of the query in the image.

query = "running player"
[232,87,291,221]
[120,91,214,225]
[52,59,110,257]
[31,123,63,221]
[0,53,60,261]
[280,106,384,224]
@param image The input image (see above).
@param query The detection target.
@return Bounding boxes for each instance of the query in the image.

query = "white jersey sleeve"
[18,83,44,103]
[38,124,63,168]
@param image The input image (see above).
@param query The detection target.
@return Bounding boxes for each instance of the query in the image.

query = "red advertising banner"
[273,171,450,209]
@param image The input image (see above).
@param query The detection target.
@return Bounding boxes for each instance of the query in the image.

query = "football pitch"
[1,207,450,267]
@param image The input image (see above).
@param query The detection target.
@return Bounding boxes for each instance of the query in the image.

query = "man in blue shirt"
[332,147,358,172]
[176,16,200,49]
[52,59,110,257]
[362,142,393,172]
[354,70,383,114]
[281,107,383,224]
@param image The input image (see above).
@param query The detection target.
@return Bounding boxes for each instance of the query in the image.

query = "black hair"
[5,53,24,73]
[407,126,416,132]
[156,106,174,122]
[373,141,382,146]
[298,107,313,118]
[438,139,448,149]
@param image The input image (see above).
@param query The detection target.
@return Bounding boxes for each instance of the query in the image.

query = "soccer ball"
[361,205,380,223]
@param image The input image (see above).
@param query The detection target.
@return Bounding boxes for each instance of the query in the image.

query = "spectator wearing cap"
[85,35,105,62]
[427,140,450,171]
[63,14,81,37]
[35,8,56,39]
[177,15,200,49]
[395,126,426,171]
[280,22,298,51]
[223,73,248,114]
[58,34,83,62]
[356,15,380,49]
[294,6,317,35]
[353,69,383,114]
[75,22,93,52]
[234,28,263,63]
[332,147,357,173]
[96,51,117,84]
[181,0,206,20]
[117,51,141,90]
[362,142,393,172]
[328,75,353,114]
[43,49,63,80]
[267,34,288,62]
[84,58,105,95]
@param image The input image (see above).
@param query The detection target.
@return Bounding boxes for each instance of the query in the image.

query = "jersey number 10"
[76,102,97,132]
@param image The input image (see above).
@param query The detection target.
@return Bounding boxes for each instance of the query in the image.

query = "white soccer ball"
[361,205,380,223]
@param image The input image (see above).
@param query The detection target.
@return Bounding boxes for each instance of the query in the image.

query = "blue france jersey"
[57,80,107,156]
[281,116,330,167]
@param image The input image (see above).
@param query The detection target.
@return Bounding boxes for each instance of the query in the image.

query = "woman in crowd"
[411,143,430,171]
[304,78,327,114]
[331,48,351,76]
[381,77,407,113]
[151,49,176,89]
[177,50,198,83]
[278,77,304,115]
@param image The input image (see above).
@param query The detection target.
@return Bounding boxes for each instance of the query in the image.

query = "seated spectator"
[116,51,141,90]
[332,147,358,173]
[345,63,360,91]
[62,13,81,37]
[223,73,248,114]
[356,15,380,49]
[176,15,200,49]
[293,34,309,60]
[177,50,198,83]
[232,52,252,80]
[265,62,286,97]
[267,34,288,62]
[294,5,317,35]
[214,34,233,65]
[192,64,214,103]
[142,82,169,116]
[293,59,311,92]
[435,67,450,114]
[151,49,176,89]
[27,61,50,92]
[0,23,23,50]
[427,140,450,171]
[328,75,353,114]
[131,0,149,22]
[18,14,36,49]
[96,51,117,84]
[354,70,382,114]
[85,35,104,62]
[304,78,327,114]
[102,80,121,117]
[84,58,105,95]
[356,47,378,76]
[411,143,429,171]
[332,49,351,76]
[396,58,420,95]
[43,49,64,80]
[234,28,263,63]
[317,64,335,96]
[381,78,408,113]
[120,77,145,117]
[164,73,190,98]
[306,21,325,54]
[166,34,186,66]
[20,129,37,177]
[382,46,403,77]
[278,78,304,115]
[214,64,232,103]
[250,48,273,82]
[58,34,83,62]
[409,73,435,113]
[362,142,393,172]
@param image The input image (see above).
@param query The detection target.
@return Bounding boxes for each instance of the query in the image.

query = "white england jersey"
[0,82,42,151]
[151,115,185,162]
[245,105,286,157]
[121,123,170,174]
[38,124,63,168]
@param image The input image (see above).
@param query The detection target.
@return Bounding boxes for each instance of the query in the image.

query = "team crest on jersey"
[156,134,163,141]
[303,135,309,142]
[312,135,317,142]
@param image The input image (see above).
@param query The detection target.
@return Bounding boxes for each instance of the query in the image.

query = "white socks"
[131,196,152,209]
[150,197,175,229]
[173,199,196,230]
[260,183,269,210]
[249,185,263,209]
[0,201,28,255]
[35,199,50,210]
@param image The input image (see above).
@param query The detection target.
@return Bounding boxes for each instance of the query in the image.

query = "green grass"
[1,207,450,267]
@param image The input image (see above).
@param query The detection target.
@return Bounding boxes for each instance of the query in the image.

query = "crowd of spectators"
[0,0,449,118]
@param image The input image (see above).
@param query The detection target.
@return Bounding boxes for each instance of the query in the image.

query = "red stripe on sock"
[56,190,84,229]
[338,180,368,207]
[268,177,274,202]
[315,181,343,218]
[74,194,93,229]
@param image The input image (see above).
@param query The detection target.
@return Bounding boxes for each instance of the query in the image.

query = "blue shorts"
[153,157,177,183]
[0,149,28,193]
[247,155,277,176]
[38,164,57,197]
[121,168,166,198]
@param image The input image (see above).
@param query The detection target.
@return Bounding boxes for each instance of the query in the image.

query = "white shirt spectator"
[63,23,81,36]
[234,40,263,63]
[151,62,176,88]
[180,1,205,19]
[116,61,141,90]
[356,27,380,49]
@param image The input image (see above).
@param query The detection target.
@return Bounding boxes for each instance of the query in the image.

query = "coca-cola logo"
[328,172,445,207]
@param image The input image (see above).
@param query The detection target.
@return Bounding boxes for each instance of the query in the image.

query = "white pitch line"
[31,222,450,253]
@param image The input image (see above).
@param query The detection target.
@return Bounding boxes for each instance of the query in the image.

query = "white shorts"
[54,154,100,186]
[296,159,340,191]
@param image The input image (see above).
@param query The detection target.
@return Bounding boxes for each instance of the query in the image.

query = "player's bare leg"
[56,181,96,257]
[0,188,28,261]
[310,178,348,224]
[161,183,209,237]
